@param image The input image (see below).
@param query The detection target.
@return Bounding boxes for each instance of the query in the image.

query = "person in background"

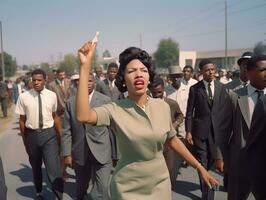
[185,59,230,200]
[69,74,80,96]
[15,69,64,199]
[219,69,232,84]
[48,69,71,117]
[168,65,197,139]
[0,75,8,118]
[149,76,183,184]
[226,52,253,91]
[164,65,183,96]
[94,65,105,81]
[61,73,112,200]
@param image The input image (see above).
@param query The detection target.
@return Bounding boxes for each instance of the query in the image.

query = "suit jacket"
[225,86,256,199]
[61,91,112,166]
[95,79,124,101]
[164,97,183,131]
[185,80,231,159]
[48,78,71,114]
[246,94,266,196]
[225,78,242,90]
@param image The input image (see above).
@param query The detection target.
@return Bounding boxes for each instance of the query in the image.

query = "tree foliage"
[56,54,79,75]
[40,62,50,72]
[0,52,17,77]
[254,41,266,55]
[153,38,179,68]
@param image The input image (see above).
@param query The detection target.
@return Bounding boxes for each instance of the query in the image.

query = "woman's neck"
[128,93,148,107]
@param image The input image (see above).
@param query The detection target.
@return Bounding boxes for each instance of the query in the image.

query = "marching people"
[185,59,230,200]
[61,73,112,200]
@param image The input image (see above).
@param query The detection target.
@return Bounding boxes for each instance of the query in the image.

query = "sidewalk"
[0,104,15,135]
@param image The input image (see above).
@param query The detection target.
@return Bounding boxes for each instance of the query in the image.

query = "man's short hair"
[108,62,118,70]
[199,59,213,70]
[56,69,65,74]
[183,65,193,72]
[31,69,46,79]
[148,76,164,89]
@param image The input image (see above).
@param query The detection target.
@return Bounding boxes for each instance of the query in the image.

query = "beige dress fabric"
[94,98,176,200]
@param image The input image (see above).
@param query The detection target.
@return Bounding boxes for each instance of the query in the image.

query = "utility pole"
[225,0,228,69]
[0,21,5,80]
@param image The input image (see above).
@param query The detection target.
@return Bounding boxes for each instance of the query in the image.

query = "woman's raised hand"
[78,42,96,67]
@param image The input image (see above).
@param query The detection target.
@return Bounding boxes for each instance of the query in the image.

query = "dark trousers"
[193,135,216,200]
[74,148,112,200]
[25,127,63,199]
[0,156,7,200]
[0,97,8,117]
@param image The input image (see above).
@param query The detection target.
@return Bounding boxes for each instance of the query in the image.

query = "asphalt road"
[0,116,255,200]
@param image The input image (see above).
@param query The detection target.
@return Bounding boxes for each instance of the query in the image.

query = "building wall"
[179,51,197,70]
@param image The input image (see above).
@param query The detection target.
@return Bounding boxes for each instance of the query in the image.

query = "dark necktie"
[255,90,264,100]
[207,82,213,100]
[38,92,43,129]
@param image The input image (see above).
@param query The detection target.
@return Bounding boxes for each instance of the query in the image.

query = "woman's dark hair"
[115,47,155,93]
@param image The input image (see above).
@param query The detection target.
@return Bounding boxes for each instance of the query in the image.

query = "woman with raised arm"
[76,41,219,200]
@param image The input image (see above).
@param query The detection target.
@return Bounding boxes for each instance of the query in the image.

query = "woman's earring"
[123,83,126,87]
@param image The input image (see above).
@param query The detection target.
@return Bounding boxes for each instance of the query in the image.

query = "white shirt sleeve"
[15,95,25,115]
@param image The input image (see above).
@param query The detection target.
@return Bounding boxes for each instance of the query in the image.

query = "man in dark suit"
[61,73,112,200]
[225,53,266,200]
[185,59,230,200]
[0,156,7,200]
[96,62,124,101]
[148,76,183,184]
[226,52,253,91]
[95,62,123,166]
[247,94,266,200]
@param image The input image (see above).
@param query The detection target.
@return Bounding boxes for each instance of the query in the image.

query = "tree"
[0,52,17,77]
[153,38,179,68]
[254,41,266,55]
[40,62,50,72]
[56,54,79,75]
[103,49,111,57]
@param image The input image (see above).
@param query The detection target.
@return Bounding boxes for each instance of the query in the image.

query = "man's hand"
[215,159,224,173]
[64,156,73,168]
[186,132,194,145]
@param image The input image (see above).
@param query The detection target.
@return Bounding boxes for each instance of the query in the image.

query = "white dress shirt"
[203,79,215,98]
[15,88,57,129]
[247,83,266,121]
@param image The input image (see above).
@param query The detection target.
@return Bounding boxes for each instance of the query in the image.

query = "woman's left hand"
[198,166,219,190]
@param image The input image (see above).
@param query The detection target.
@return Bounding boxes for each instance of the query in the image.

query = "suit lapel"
[237,88,251,129]
[213,80,221,104]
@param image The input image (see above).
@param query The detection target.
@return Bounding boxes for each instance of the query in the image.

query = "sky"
[0,0,266,65]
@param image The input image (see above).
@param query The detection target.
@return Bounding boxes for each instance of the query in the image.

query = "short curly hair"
[115,47,155,93]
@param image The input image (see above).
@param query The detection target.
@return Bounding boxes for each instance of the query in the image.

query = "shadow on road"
[10,163,76,199]
[172,180,201,200]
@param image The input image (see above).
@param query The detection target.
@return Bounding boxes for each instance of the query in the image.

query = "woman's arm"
[167,136,219,188]
[76,42,98,124]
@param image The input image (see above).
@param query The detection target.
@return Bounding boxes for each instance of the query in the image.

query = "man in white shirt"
[224,52,266,200]
[168,65,197,138]
[15,69,63,199]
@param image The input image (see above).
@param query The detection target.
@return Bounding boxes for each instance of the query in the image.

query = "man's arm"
[172,101,184,130]
[61,101,73,168]
[53,112,62,145]
[19,115,27,145]
[185,86,196,145]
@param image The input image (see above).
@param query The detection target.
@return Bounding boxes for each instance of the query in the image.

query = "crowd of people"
[0,41,266,200]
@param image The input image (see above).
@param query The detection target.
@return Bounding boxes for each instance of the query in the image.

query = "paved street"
[0,116,255,199]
